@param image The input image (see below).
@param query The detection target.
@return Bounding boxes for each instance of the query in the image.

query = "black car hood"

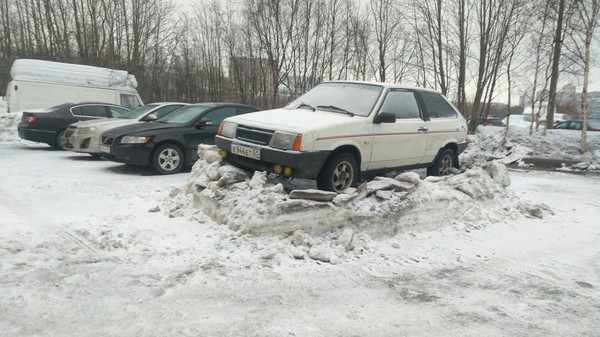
[102,121,180,137]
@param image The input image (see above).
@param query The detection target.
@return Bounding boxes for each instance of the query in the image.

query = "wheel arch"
[327,145,362,170]
[433,142,459,168]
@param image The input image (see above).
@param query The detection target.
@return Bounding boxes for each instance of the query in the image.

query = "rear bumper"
[215,136,330,179]
[457,142,468,154]
[18,126,55,145]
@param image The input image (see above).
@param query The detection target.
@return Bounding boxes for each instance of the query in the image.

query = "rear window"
[419,92,457,119]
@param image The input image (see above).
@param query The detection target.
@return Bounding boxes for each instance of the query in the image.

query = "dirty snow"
[1,107,599,336]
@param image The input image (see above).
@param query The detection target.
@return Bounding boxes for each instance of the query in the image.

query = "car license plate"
[100,145,111,154]
[231,143,260,160]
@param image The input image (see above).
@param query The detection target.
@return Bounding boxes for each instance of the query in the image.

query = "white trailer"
[5,59,143,113]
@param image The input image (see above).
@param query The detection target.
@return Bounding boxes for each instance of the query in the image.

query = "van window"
[120,94,140,108]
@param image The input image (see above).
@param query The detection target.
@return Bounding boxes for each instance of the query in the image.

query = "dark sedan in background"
[552,120,600,131]
[18,102,130,148]
[100,103,260,174]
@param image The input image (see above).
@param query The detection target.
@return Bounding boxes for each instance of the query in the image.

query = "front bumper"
[101,143,153,166]
[64,133,102,154]
[215,136,330,179]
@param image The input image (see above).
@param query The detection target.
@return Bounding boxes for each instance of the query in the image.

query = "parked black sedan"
[18,102,130,148]
[100,103,260,174]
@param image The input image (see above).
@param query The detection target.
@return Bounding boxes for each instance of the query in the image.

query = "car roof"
[321,80,442,94]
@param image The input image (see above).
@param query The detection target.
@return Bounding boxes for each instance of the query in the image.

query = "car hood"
[102,121,179,137]
[226,107,364,134]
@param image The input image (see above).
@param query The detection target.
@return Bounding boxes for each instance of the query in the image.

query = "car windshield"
[286,82,382,117]
[119,105,157,120]
[156,105,209,125]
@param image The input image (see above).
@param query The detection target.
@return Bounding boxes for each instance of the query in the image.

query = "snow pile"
[0,109,34,146]
[466,126,600,172]
[10,59,138,90]
[172,145,547,264]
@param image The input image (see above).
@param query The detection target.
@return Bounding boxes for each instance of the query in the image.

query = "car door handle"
[418,127,428,132]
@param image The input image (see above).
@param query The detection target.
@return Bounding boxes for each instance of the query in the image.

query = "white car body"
[216,81,468,192]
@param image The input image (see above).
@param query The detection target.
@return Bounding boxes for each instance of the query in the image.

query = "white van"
[5,59,143,113]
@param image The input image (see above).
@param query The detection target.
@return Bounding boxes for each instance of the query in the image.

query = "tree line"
[0,0,598,137]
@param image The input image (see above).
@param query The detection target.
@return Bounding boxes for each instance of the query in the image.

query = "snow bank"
[169,145,548,263]
[10,59,138,90]
[465,126,600,172]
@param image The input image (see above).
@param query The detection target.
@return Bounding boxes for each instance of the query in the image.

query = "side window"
[380,91,421,119]
[202,107,236,125]
[71,107,82,116]
[154,105,185,118]
[110,107,130,117]
[79,105,109,118]
[570,122,582,130]
[120,94,140,109]
[237,106,259,115]
[419,92,457,119]
[554,122,568,129]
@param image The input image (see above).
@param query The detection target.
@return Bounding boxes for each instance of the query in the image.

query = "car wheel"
[54,130,66,150]
[89,153,102,159]
[427,149,456,176]
[317,153,358,193]
[152,143,184,175]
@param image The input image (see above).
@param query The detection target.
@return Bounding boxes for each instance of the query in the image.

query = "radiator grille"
[236,126,273,145]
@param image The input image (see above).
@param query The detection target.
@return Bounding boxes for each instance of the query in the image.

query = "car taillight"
[25,115,37,123]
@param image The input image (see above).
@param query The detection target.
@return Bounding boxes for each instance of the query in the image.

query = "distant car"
[504,112,572,128]
[62,102,187,157]
[589,111,600,119]
[552,120,600,131]
[18,102,130,148]
[100,103,260,174]
[470,117,505,127]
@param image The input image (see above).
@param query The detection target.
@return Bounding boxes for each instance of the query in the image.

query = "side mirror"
[141,113,157,122]
[374,112,396,124]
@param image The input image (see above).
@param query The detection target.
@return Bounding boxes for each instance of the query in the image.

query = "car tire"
[90,153,102,159]
[152,143,184,175]
[427,148,456,176]
[317,153,358,193]
[53,130,66,150]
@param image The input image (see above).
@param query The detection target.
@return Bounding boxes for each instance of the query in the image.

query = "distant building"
[519,84,600,117]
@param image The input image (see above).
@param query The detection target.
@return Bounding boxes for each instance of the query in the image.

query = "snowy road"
[1,144,599,336]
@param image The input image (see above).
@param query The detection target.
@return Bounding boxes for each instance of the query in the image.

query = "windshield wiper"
[316,105,354,117]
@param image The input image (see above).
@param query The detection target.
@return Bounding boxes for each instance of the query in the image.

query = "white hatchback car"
[216,81,468,192]
[62,102,187,156]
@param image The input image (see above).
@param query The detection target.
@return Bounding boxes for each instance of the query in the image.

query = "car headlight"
[219,121,237,138]
[121,136,151,144]
[272,131,302,150]
[78,127,96,135]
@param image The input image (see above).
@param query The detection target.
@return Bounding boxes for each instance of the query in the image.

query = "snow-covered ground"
[1,107,599,336]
